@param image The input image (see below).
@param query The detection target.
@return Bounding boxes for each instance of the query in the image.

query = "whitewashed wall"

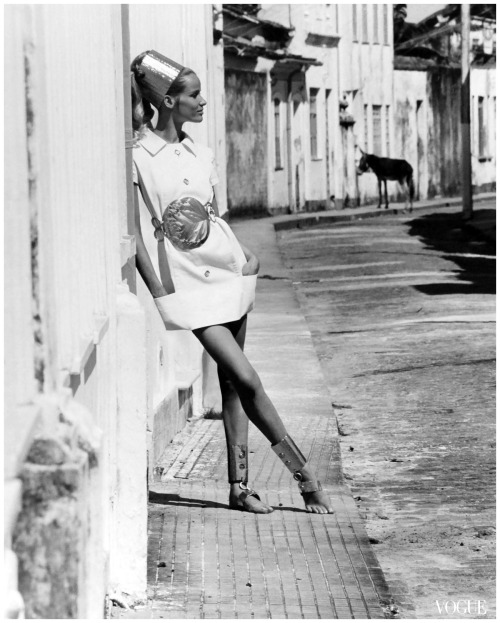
[338,3,394,205]
[471,67,496,190]
[4,6,40,619]
[128,5,224,472]
[6,4,148,617]
[259,4,341,211]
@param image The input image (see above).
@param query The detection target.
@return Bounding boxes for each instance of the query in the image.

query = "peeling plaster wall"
[225,69,269,215]
[427,68,462,197]
[394,65,496,201]
[394,70,428,200]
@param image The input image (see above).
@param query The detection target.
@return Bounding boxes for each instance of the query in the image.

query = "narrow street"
[277,205,496,619]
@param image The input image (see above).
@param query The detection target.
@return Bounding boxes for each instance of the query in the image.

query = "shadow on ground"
[406,209,496,296]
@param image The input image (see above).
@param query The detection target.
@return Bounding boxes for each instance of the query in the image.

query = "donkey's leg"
[377,178,382,209]
[384,179,389,209]
[408,175,414,213]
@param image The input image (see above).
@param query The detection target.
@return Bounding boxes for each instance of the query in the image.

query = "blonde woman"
[131,50,333,515]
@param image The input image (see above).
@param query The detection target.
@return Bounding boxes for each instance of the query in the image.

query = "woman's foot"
[297,466,334,514]
[229,482,274,514]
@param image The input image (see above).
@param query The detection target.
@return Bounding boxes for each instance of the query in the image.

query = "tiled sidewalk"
[112,220,394,619]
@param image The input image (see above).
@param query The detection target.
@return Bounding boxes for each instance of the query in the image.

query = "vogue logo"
[435,600,487,615]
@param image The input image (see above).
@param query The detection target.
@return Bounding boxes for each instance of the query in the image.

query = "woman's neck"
[153,109,184,144]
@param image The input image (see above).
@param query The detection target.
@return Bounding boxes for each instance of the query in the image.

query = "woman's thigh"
[193,317,257,391]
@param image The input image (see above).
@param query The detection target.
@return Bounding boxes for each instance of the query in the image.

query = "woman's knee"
[232,367,262,398]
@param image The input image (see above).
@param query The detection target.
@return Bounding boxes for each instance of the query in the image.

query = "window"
[385,105,390,156]
[383,4,389,44]
[352,5,358,41]
[362,4,369,43]
[373,105,382,154]
[274,99,282,169]
[478,96,487,158]
[363,104,369,151]
[309,88,319,158]
[373,5,379,44]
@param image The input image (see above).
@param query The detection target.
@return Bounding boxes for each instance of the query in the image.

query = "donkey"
[357,149,415,212]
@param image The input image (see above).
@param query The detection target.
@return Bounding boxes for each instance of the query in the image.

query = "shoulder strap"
[134,162,161,221]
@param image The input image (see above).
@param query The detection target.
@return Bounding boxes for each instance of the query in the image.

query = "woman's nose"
[200,97,207,107]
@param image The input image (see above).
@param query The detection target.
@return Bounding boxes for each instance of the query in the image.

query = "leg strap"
[228,444,248,484]
[272,435,322,495]
[271,435,307,475]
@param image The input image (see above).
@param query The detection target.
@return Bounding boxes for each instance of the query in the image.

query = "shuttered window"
[478,96,486,158]
[363,104,369,151]
[362,4,369,43]
[385,105,390,156]
[274,99,282,169]
[383,4,389,44]
[310,88,319,158]
[373,105,382,155]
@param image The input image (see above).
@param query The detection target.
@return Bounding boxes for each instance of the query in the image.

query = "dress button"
[183,178,189,185]
[175,149,181,156]
[204,270,210,278]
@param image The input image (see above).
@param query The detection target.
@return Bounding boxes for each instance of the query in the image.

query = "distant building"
[222,3,394,214]
[393,4,496,198]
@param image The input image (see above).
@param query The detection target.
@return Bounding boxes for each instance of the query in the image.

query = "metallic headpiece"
[137,50,184,109]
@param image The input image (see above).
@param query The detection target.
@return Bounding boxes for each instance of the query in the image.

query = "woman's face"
[172,73,206,124]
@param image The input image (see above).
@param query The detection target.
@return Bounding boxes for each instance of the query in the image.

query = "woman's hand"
[242,254,260,276]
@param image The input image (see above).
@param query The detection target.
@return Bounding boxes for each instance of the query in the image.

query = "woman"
[131,50,333,514]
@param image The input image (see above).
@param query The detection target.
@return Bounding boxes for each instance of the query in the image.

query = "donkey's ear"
[359,147,365,155]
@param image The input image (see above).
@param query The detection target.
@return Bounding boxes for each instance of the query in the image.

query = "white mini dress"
[133,128,256,331]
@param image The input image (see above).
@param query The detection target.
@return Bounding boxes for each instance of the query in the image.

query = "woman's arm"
[134,185,169,298]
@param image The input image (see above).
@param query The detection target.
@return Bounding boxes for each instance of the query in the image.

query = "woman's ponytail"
[130,53,155,135]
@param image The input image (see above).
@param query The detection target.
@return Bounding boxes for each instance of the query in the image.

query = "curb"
[269,194,495,232]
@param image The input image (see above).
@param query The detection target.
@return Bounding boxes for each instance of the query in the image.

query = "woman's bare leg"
[193,320,333,513]
[218,317,273,512]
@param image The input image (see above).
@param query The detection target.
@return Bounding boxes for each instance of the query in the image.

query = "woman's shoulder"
[182,133,214,158]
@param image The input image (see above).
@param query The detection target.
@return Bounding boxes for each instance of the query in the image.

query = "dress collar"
[139,127,194,157]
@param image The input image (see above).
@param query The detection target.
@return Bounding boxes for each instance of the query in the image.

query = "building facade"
[393,5,496,198]
[222,4,394,214]
[5,4,224,618]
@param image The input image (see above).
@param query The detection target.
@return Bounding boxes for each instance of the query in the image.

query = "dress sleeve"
[208,148,219,186]
[132,161,139,185]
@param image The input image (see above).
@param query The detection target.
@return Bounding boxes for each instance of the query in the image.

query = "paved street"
[112,217,398,620]
[277,204,496,619]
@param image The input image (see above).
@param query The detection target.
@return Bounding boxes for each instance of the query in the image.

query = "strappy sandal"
[229,482,274,514]
[227,444,274,514]
[272,435,334,514]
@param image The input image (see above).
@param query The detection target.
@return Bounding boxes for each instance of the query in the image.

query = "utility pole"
[461,4,473,220]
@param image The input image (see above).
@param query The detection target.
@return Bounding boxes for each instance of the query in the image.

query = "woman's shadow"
[148,490,301,512]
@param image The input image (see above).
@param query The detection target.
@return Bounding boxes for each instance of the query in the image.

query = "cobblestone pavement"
[276,207,496,619]
[112,221,396,619]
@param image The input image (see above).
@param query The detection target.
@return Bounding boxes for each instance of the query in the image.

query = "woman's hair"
[131,51,196,135]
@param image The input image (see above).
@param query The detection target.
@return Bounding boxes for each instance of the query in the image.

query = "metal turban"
[138,50,184,109]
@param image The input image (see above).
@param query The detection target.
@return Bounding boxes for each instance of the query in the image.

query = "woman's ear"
[163,94,175,109]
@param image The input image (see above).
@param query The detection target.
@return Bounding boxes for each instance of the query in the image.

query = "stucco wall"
[427,68,462,197]
[338,3,394,206]
[225,69,269,214]
[128,4,223,471]
[7,5,148,617]
[471,67,496,191]
[394,70,428,199]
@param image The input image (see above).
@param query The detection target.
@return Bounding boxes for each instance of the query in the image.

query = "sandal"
[272,435,334,514]
[229,483,274,514]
